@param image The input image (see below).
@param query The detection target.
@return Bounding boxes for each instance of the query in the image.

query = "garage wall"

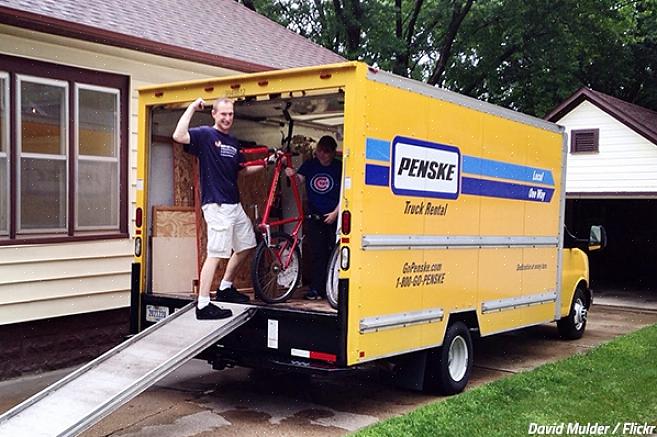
[558,100,657,194]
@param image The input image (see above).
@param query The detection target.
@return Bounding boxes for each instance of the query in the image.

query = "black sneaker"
[215,286,250,304]
[304,290,321,300]
[196,303,232,320]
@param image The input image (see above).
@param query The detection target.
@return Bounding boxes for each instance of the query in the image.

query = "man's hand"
[284,167,296,177]
[266,153,279,165]
[191,97,206,112]
[324,209,338,224]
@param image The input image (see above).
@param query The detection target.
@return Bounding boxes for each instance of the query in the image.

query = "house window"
[571,129,599,153]
[18,76,69,232]
[76,85,120,230]
[0,54,128,244]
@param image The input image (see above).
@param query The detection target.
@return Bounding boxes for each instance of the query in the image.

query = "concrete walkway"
[594,286,657,311]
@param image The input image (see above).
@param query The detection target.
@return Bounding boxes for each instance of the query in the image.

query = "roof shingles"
[546,87,657,146]
[0,0,344,71]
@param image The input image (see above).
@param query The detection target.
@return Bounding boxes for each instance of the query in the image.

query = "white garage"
[547,88,657,292]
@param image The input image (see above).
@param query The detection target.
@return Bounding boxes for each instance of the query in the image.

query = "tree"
[446,0,657,115]
[238,0,258,11]
[242,0,657,115]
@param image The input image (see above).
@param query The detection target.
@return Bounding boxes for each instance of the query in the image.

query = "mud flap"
[391,349,428,391]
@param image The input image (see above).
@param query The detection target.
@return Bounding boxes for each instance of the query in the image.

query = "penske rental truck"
[131,62,605,394]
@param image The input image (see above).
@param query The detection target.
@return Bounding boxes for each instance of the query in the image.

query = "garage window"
[571,129,599,153]
[0,54,129,244]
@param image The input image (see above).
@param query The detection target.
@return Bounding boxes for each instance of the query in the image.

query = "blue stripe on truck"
[364,136,555,203]
[462,156,554,186]
[365,138,390,162]
[365,164,390,186]
[461,177,554,202]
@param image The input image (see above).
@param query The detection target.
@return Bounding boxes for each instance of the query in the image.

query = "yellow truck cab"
[132,62,604,394]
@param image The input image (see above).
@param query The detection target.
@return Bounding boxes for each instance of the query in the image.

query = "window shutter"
[571,129,599,153]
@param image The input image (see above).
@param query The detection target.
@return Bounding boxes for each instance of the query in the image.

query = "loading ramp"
[0,302,255,437]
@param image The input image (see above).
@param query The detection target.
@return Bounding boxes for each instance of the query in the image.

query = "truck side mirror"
[588,225,607,251]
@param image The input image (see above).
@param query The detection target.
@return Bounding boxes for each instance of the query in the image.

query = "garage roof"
[0,0,344,72]
[546,88,657,145]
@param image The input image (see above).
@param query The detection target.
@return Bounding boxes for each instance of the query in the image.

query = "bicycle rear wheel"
[252,232,301,303]
[325,244,340,309]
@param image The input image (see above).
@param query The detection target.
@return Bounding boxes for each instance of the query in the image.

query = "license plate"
[146,305,170,323]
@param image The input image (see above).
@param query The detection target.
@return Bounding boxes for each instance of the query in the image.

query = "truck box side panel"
[344,70,563,364]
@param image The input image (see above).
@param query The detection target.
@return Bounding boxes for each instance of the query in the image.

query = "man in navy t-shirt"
[285,136,341,300]
[173,98,266,319]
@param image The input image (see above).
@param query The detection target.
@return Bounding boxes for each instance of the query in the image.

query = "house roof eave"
[0,5,273,73]
[546,87,657,146]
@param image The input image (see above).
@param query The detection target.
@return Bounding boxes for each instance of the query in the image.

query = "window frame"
[74,83,121,231]
[16,74,70,234]
[570,128,600,153]
[0,53,129,246]
[0,72,9,236]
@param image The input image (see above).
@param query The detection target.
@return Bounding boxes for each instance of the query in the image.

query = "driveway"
[1,304,656,436]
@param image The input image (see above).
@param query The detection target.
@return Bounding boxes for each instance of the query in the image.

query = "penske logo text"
[391,136,460,200]
[397,158,456,181]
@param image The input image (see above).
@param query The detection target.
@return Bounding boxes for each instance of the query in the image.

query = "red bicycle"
[242,145,305,303]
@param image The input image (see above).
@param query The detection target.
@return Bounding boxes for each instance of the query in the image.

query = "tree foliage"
[237,0,657,116]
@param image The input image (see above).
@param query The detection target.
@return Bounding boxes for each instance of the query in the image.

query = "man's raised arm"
[172,97,205,144]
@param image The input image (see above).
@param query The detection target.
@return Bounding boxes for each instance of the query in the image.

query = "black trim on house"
[567,192,657,199]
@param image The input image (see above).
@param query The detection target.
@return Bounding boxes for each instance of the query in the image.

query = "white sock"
[219,280,233,291]
[197,295,210,309]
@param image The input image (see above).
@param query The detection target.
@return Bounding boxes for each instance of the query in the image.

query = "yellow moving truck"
[132,62,603,394]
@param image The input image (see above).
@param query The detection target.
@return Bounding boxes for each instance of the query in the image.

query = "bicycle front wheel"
[252,232,301,303]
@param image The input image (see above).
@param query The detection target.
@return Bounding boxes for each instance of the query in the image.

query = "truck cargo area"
[144,89,345,305]
[137,86,348,374]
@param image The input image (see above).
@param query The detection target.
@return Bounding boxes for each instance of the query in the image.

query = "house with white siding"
[546,88,657,292]
[0,0,343,378]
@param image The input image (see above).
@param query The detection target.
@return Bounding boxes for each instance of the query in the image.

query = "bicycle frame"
[242,147,304,270]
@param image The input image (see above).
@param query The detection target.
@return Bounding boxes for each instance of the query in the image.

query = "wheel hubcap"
[448,336,468,382]
[573,298,587,330]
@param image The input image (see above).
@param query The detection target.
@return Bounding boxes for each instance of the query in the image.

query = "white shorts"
[201,203,257,259]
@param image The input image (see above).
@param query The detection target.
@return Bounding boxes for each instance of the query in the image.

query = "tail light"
[135,207,143,228]
[341,210,351,235]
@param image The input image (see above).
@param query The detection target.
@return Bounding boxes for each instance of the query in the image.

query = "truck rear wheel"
[423,321,473,395]
[557,286,589,340]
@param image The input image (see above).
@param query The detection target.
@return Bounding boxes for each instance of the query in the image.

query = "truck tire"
[423,321,473,395]
[252,232,301,303]
[325,244,340,309]
[557,286,589,340]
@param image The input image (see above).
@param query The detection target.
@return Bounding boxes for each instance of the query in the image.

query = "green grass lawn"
[353,324,657,437]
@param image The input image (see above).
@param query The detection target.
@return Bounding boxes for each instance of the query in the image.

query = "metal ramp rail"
[0,302,256,437]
